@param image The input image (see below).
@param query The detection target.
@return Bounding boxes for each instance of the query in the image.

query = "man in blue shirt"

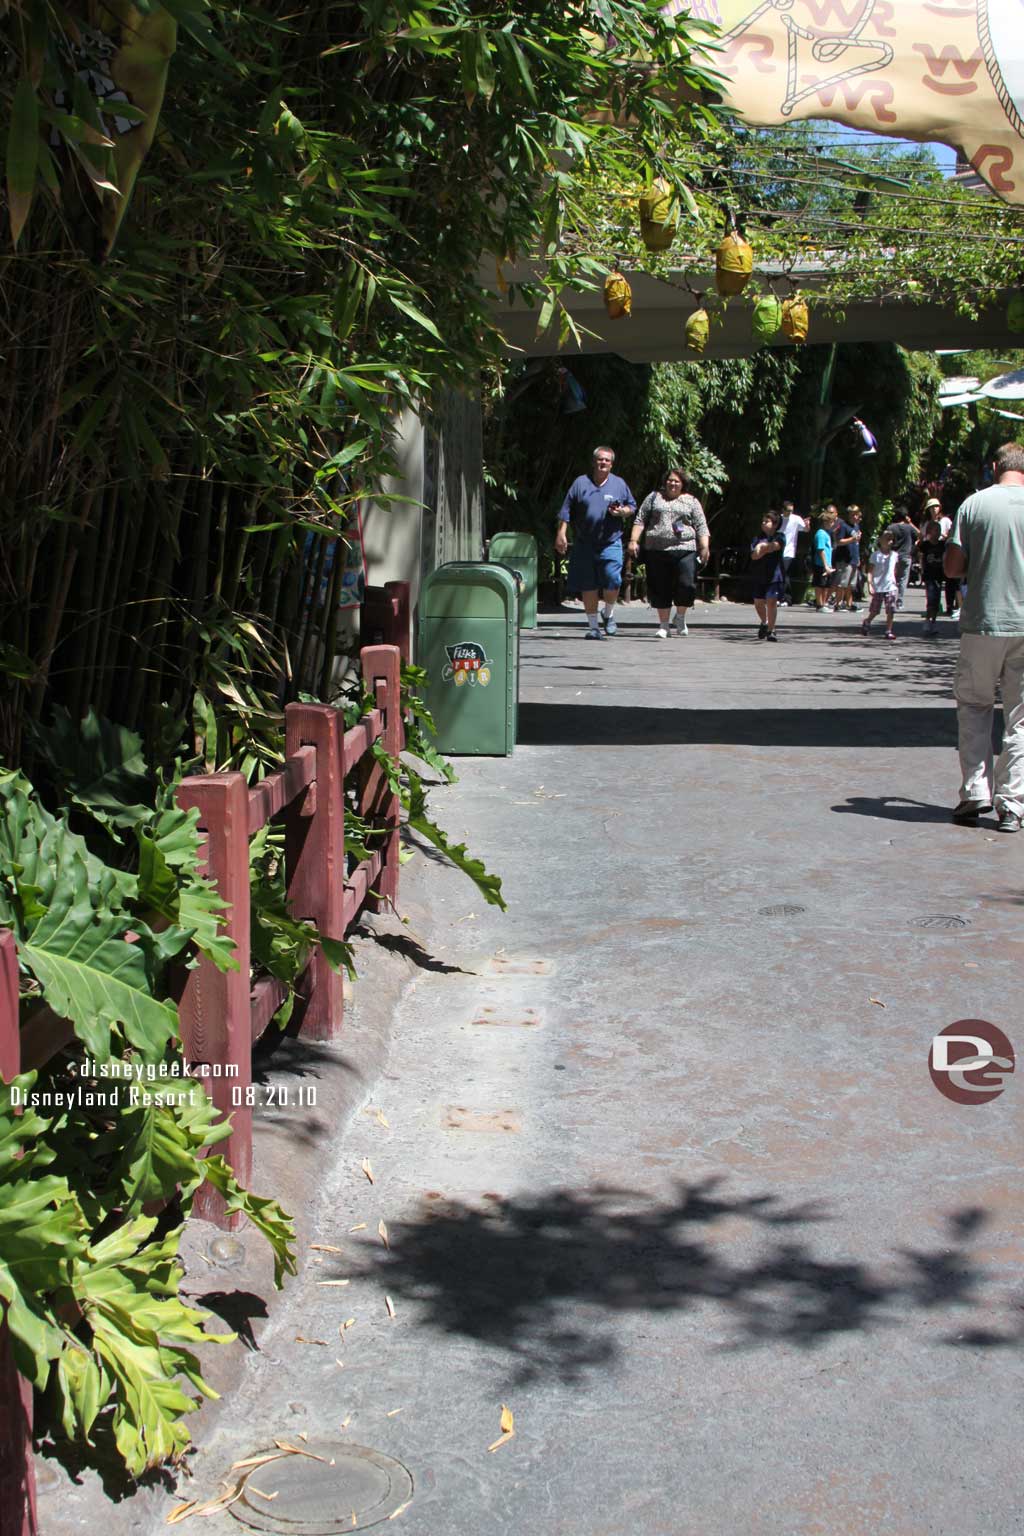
[554,446,636,638]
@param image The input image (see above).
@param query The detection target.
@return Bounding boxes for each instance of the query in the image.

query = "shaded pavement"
[104,595,1024,1535]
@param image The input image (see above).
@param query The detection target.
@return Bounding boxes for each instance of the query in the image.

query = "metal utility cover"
[228,1442,413,1534]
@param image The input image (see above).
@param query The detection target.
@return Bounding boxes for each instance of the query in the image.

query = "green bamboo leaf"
[69,380,120,457]
[6,77,39,246]
[461,30,480,106]
[386,292,442,340]
[40,108,115,150]
[474,29,495,103]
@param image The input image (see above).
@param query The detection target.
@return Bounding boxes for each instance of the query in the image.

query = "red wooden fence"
[0,642,405,1534]
[360,579,411,663]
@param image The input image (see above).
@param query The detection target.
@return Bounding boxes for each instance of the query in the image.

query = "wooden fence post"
[361,645,403,911]
[0,929,38,1536]
[384,580,411,663]
[285,703,345,1042]
[175,774,252,1224]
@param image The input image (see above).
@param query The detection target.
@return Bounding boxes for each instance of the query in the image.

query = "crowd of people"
[553,442,1024,831]
[553,445,965,645]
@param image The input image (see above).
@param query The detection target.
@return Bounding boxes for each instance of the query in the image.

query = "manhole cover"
[913,915,970,930]
[758,904,806,918]
[228,1443,413,1533]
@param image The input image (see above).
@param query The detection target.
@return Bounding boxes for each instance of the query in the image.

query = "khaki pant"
[954,633,1024,814]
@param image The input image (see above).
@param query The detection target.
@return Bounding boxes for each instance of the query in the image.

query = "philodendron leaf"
[0,1135,87,1387]
[137,813,237,973]
[109,1085,231,1210]
[73,1218,230,1473]
[32,706,152,834]
[200,1156,297,1288]
[405,779,507,911]
[20,877,179,1062]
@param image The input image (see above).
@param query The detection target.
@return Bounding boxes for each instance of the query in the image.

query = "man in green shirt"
[945,443,1024,832]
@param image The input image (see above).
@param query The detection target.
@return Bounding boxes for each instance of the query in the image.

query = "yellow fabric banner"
[669,1,1024,204]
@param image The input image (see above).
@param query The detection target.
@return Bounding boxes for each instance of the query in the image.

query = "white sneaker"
[672,620,689,637]
[656,626,669,639]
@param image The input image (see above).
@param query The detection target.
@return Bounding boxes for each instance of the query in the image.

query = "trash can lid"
[489,532,538,557]
[420,561,519,618]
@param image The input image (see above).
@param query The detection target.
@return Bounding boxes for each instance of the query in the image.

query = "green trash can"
[489,532,538,629]
[419,563,519,756]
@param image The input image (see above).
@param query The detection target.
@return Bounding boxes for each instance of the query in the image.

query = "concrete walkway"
[143,595,1024,1535]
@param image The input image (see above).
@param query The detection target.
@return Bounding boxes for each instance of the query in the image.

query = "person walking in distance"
[886,506,919,611]
[827,504,861,612]
[811,506,837,611]
[861,530,899,641]
[945,443,1024,831]
[923,495,958,616]
[919,518,946,637]
[749,510,786,640]
[628,467,710,638]
[837,505,864,611]
[779,499,808,607]
[554,446,636,640]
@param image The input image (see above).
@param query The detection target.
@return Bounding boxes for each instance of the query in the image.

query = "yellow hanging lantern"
[715,231,754,297]
[1008,293,1024,333]
[638,179,678,252]
[604,270,632,320]
[686,308,710,356]
[782,296,810,344]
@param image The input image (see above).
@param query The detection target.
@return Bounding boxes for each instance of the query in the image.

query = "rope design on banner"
[719,0,894,117]
[976,0,1024,141]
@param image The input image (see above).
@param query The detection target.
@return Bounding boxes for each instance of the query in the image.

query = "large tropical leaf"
[32,707,152,834]
[20,871,179,1062]
[200,1156,297,1288]
[405,778,506,911]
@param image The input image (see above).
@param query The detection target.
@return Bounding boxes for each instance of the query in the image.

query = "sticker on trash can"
[442,642,492,687]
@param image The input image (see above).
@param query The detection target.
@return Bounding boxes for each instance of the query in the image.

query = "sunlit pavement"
[157,594,1024,1535]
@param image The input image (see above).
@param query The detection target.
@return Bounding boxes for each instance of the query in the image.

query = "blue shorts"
[567,539,623,593]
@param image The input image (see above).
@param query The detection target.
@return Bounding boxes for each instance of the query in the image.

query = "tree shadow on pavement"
[832,796,952,823]
[349,1180,1019,1384]
[517,703,958,749]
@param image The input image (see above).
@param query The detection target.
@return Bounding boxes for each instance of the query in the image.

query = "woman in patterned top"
[628,468,710,638]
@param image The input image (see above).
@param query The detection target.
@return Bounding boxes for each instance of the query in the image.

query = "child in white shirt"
[861,530,899,641]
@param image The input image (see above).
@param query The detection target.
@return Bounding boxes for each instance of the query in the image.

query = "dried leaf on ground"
[166,1502,199,1524]
[273,1439,334,1464]
[385,1295,396,1319]
[317,1279,351,1287]
[389,1498,413,1521]
[378,1219,389,1249]
[487,1403,516,1452]
[365,1106,390,1128]
[349,1222,367,1232]
[869,998,887,1008]
[248,1487,279,1502]
[341,1415,352,1429]
[361,1158,374,1183]
[340,1318,356,1332]
[165,1474,250,1521]
[231,1452,288,1471]
[310,1243,343,1254]
[295,1335,328,1345]
[386,1406,403,1417]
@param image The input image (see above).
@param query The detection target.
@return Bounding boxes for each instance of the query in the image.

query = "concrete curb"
[33,878,434,1534]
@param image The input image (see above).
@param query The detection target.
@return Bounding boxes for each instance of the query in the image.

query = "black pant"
[781,555,794,603]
